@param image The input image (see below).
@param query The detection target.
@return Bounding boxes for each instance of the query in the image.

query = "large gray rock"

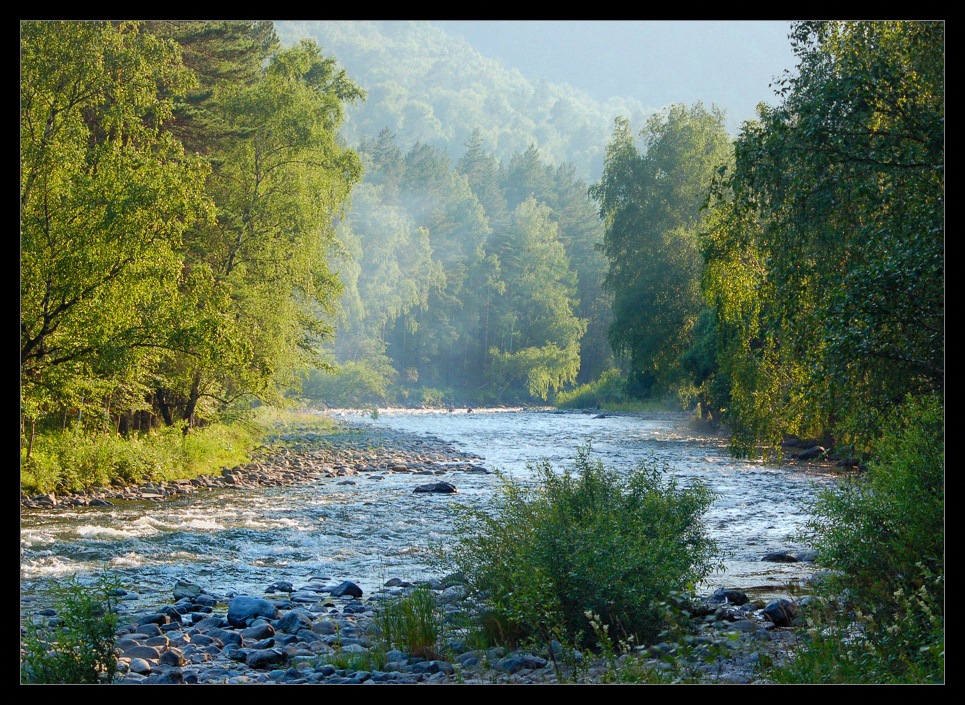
[159,648,186,667]
[412,481,458,494]
[241,622,275,640]
[227,595,279,627]
[498,653,548,674]
[122,645,161,661]
[246,648,286,669]
[173,580,203,601]
[762,598,798,627]
[272,609,313,634]
[330,581,363,598]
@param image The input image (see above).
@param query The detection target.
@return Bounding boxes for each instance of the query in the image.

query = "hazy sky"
[430,20,798,135]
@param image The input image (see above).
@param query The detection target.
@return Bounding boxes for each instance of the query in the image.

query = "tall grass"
[372,584,447,660]
[20,405,339,495]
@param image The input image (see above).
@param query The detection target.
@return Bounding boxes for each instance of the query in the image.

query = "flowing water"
[20,408,839,614]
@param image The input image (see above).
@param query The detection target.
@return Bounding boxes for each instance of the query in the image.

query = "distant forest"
[275,20,657,183]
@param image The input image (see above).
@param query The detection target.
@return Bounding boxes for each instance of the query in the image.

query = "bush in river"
[437,446,720,650]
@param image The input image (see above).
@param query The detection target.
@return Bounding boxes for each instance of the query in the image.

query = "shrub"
[555,369,626,408]
[772,392,945,683]
[437,446,719,649]
[21,574,122,684]
[803,392,944,614]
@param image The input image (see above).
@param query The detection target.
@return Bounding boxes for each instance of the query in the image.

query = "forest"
[21,20,943,683]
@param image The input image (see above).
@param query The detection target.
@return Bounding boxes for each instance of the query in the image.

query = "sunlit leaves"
[702,20,944,454]
[20,20,211,422]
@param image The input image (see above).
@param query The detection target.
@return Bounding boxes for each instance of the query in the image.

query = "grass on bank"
[20,406,339,496]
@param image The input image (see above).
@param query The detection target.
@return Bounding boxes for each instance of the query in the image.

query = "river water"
[20,408,838,614]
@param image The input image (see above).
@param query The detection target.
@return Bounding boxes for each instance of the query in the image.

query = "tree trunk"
[182,371,203,432]
[156,388,175,427]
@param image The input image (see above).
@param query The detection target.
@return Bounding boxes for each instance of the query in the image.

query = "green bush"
[437,447,719,649]
[804,392,944,612]
[21,574,122,684]
[555,369,626,408]
[772,392,944,683]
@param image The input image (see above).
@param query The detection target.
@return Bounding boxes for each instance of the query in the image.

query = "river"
[20,408,838,615]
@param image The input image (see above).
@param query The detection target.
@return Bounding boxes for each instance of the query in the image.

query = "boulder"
[762,598,798,627]
[227,595,279,628]
[797,446,827,461]
[329,581,363,598]
[173,581,203,601]
[412,481,458,494]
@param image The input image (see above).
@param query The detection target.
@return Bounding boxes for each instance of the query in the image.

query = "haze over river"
[20,409,838,612]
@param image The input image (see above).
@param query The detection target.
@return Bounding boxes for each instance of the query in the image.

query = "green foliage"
[301,359,395,408]
[485,197,586,401]
[702,20,944,454]
[21,21,363,437]
[591,106,733,400]
[767,565,943,684]
[326,126,611,405]
[770,392,944,684]
[373,585,447,660]
[554,368,627,408]
[20,20,211,430]
[21,574,122,684]
[438,447,719,649]
[803,393,944,615]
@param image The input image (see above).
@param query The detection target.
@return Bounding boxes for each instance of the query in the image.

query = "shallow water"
[20,409,838,613]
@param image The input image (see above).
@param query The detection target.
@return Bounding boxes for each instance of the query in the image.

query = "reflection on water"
[21,409,837,611]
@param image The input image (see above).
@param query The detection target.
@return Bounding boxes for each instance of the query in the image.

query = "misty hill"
[275,20,657,182]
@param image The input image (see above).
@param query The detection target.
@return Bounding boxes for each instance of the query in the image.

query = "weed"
[373,585,446,660]
[437,445,719,649]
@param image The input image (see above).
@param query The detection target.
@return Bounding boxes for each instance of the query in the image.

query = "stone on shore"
[227,596,279,628]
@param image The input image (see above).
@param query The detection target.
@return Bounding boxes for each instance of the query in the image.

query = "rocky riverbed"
[21,414,820,684]
[59,573,803,685]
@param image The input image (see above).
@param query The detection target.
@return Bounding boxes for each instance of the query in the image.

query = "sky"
[429,20,799,135]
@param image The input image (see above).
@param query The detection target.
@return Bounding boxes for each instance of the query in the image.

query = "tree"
[157,37,364,425]
[702,20,944,454]
[591,106,732,399]
[488,198,585,400]
[20,20,211,432]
